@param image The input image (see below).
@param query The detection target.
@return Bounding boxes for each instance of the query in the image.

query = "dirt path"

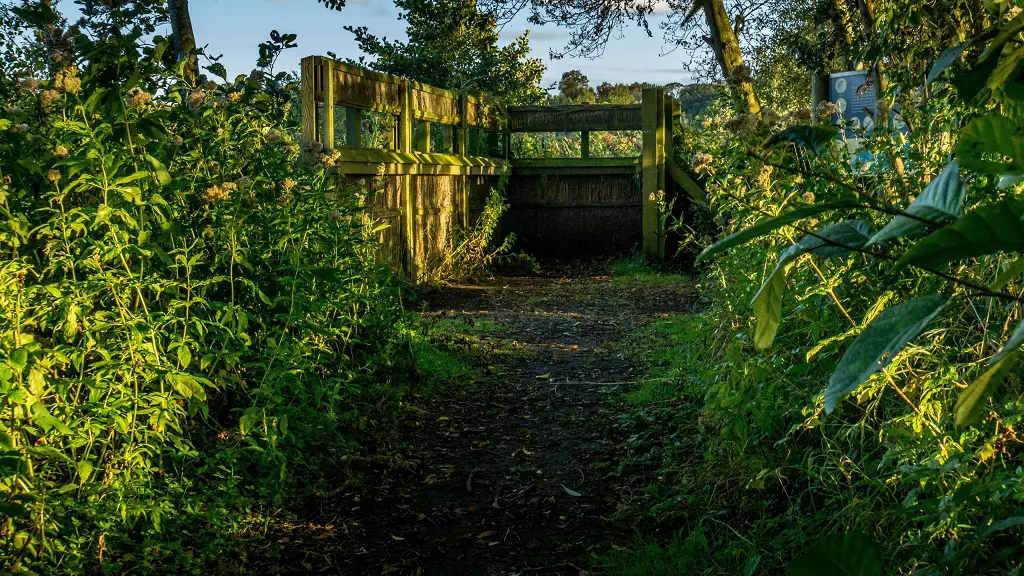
[262,263,698,575]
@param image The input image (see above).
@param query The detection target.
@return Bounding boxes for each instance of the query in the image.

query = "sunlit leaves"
[956,318,1024,425]
[697,201,861,263]
[752,221,872,350]
[867,161,965,246]
[825,295,947,413]
[927,41,971,84]
[956,114,1024,176]
[764,125,838,157]
[898,198,1024,270]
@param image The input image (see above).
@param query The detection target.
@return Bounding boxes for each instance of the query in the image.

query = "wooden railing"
[299,56,507,279]
[300,56,704,272]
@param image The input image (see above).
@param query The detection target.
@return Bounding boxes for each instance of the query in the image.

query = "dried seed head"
[281,177,297,192]
[55,145,69,158]
[265,129,283,143]
[40,89,61,108]
[203,184,230,203]
[802,191,815,204]
[20,78,41,91]
[126,87,153,108]
[228,91,242,102]
[48,168,62,183]
[188,89,206,107]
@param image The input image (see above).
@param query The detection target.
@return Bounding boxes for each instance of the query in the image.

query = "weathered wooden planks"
[507,104,643,132]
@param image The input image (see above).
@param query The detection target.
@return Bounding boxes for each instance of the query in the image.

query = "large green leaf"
[867,162,965,246]
[789,531,883,576]
[825,295,948,413]
[764,125,838,157]
[991,255,1024,290]
[752,221,872,350]
[956,317,1024,425]
[956,114,1024,176]
[697,201,860,263]
[898,198,1024,270]
[928,41,972,84]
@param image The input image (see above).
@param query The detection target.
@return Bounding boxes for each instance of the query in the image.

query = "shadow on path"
[262,262,699,575]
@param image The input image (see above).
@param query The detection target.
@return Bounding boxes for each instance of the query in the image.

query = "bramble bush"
[616,9,1024,576]
[0,2,410,572]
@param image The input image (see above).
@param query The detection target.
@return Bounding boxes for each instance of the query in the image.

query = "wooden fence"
[300,56,506,279]
[300,56,705,278]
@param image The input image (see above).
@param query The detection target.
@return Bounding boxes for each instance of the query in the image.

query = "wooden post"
[320,59,334,150]
[811,73,829,124]
[415,120,431,153]
[581,130,590,159]
[503,122,512,160]
[300,56,317,146]
[346,108,362,147]
[399,80,415,279]
[642,87,665,265]
[458,95,469,157]
[485,131,499,157]
[441,124,454,154]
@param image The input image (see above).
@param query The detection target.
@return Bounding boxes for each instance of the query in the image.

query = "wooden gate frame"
[301,56,705,272]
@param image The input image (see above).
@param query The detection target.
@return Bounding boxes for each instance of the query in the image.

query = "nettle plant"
[0,2,401,571]
[699,13,1024,428]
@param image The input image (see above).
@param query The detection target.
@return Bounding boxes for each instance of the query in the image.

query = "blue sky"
[59,0,695,89]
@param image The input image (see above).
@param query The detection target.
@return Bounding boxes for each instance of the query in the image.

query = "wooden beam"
[668,159,710,208]
[581,131,590,159]
[508,104,643,132]
[485,130,500,158]
[320,59,334,150]
[398,80,415,279]
[511,157,639,169]
[300,56,317,146]
[415,120,431,153]
[641,88,665,265]
[346,108,362,147]
[458,95,469,156]
[441,124,454,154]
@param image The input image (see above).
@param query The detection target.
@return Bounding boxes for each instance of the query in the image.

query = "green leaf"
[764,125,838,157]
[76,460,94,484]
[898,198,1024,270]
[956,114,1024,175]
[0,453,27,477]
[752,221,872,350]
[991,255,1024,290]
[789,531,883,576]
[928,41,972,84]
[0,501,29,517]
[825,295,947,413]
[144,154,172,187]
[956,317,1024,425]
[9,348,28,371]
[697,201,860,263]
[561,485,583,497]
[177,345,192,370]
[867,161,965,246]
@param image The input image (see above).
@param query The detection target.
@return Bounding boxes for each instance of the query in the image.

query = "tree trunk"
[168,0,199,82]
[702,0,760,115]
[831,0,855,70]
[856,0,886,91]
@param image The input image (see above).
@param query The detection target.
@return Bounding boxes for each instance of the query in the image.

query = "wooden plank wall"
[300,56,506,280]
[505,96,679,262]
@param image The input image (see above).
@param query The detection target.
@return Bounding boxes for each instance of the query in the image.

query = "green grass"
[598,530,713,576]
[610,255,689,283]
[410,340,475,386]
[430,315,503,335]
[622,313,707,405]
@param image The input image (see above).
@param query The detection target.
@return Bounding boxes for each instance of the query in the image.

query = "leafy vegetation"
[0,2,419,572]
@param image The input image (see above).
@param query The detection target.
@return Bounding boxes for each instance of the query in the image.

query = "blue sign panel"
[829,70,878,139]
